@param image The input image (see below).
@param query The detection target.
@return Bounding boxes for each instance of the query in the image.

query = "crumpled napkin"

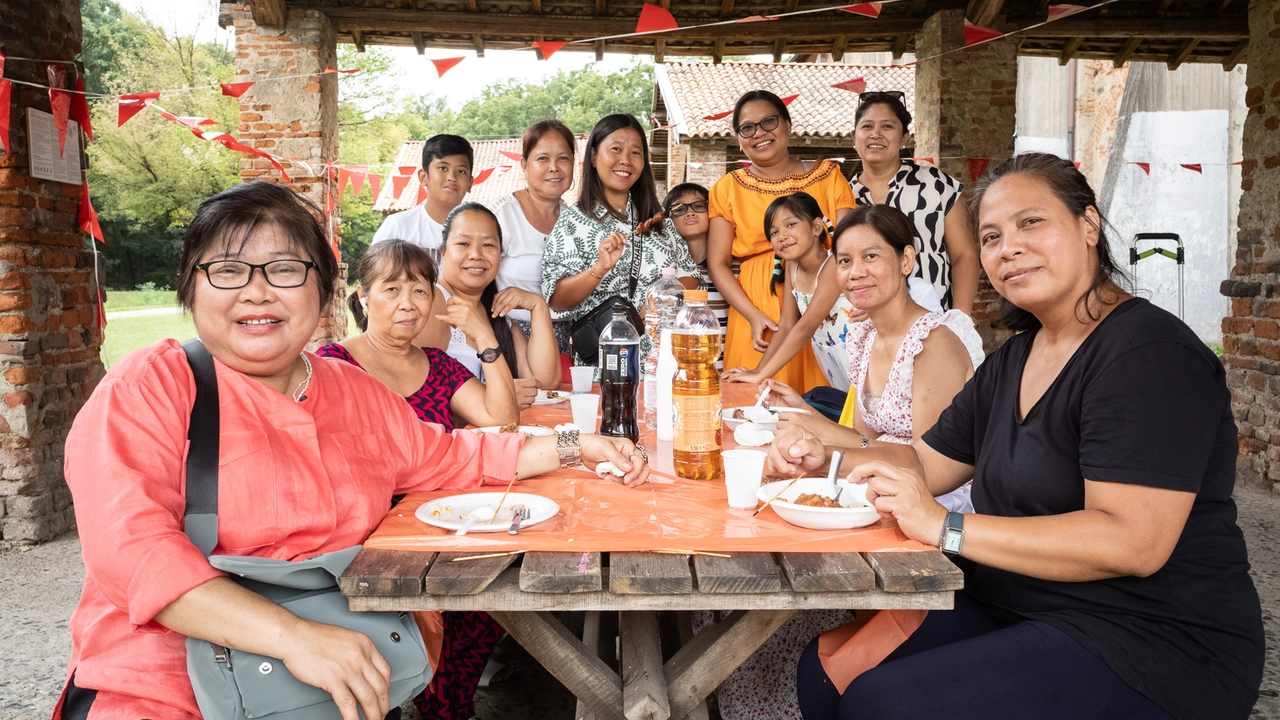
[734,422,775,447]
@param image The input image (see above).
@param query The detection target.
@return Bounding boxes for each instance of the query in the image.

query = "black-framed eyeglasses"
[195,259,316,289]
[857,90,907,108]
[735,114,782,139]
[668,200,709,217]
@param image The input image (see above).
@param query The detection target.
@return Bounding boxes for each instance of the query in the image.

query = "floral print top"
[791,254,857,392]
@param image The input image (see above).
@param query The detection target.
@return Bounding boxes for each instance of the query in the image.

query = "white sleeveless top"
[437,283,483,380]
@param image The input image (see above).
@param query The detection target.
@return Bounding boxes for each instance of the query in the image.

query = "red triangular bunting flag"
[196,131,292,182]
[911,156,935,164]
[1180,163,1203,173]
[220,81,255,97]
[71,76,93,142]
[392,174,410,199]
[416,185,428,204]
[1129,162,1150,175]
[347,166,369,197]
[431,57,466,78]
[499,150,524,162]
[532,42,569,61]
[473,167,497,185]
[1230,160,1243,166]
[117,92,160,127]
[337,167,352,200]
[967,157,990,182]
[324,67,361,74]
[47,66,71,157]
[738,160,752,166]
[636,3,679,33]
[1073,161,1082,168]
[1046,4,1089,19]
[0,54,5,78]
[832,77,867,93]
[780,93,800,106]
[397,165,416,175]
[736,14,780,22]
[964,20,1004,46]
[838,2,882,17]
[0,80,10,155]
[703,109,733,121]
[78,182,104,242]
[94,288,107,329]
[368,174,381,200]
[159,110,217,129]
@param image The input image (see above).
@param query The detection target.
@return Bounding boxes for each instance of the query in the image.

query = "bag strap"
[181,338,220,557]
[627,229,644,299]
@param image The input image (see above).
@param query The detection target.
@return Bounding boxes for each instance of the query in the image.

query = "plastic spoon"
[827,449,846,499]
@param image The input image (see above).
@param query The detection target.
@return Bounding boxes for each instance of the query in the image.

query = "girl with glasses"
[707,90,856,393]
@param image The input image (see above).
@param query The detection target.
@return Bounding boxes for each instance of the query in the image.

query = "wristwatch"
[938,511,965,556]
[557,429,583,469]
[477,347,500,363]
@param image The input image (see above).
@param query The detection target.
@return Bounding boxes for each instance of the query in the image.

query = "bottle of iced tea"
[671,290,722,480]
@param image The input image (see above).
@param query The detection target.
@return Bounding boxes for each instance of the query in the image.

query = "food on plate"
[793,493,843,508]
[544,390,563,399]
[733,408,748,420]
[499,422,521,433]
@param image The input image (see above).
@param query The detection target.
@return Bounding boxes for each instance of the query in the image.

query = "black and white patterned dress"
[851,161,964,309]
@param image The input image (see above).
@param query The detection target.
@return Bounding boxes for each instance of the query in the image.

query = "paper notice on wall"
[28,108,82,185]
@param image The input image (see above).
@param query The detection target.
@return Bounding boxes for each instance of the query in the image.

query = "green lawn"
[101,312,197,370]
[104,288,180,312]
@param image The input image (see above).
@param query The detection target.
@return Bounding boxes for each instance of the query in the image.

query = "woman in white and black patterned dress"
[849,92,980,315]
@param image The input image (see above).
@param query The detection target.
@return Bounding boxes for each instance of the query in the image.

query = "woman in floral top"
[542,114,699,358]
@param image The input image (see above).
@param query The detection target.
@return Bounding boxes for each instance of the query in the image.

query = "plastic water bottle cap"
[662,267,676,276]
[685,289,708,302]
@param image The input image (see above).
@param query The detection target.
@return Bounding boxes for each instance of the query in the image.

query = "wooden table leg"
[621,611,670,720]
[489,610,626,720]
[662,609,796,720]
[672,612,709,720]
[576,611,603,720]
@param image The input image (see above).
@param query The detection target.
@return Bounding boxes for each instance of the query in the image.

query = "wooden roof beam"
[655,39,666,62]
[1156,0,1174,14]
[832,34,848,61]
[596,0,606,14]
[473,34,485,56]
[1059,36,1083,65]
[773,38,785,62]
[1167,37,1198,70]
[595,39,604,60]
[352,29,366,52]
[1223,39,1247,71]
[910,0,927,15]
[252,0,286,28]
[412,31,425,54]
[967,0,1005,28]
[713,38,725,63]
[785,0,800,13]
[1029,17,1243,38]
[891,32,909,59]
[1112,35,1141,67]
[532,0,542,12]
[720,0,735,19]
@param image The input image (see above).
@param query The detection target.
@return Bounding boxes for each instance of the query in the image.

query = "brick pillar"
[1219,0,1280,491]
[685,140,728,188]
[223,3,346,347]
[914,9,1017,352]
[0,0,104,545]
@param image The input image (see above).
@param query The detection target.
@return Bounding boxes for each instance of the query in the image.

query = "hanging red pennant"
[963,20,1004,46]
[94,287,107,330]
[431,57,466,78]
[337,166,352,200]
[499,150,524,162]
[831,77,867,93]
[472,166,503,185]
[736,14,780,22]
[0,79,10,155]
[532,42,569,61]
[1073,161,1082,169]
[703,109,733,121]
[347,166,369,197]
[1129,162,1150,175]
[159,110,217,129]
[838,2,882,18]
[220,81,255,98]
[0,54,5,78]
[1180,163,1203,173]
[636,3,679,33]
[196,131,292,182]
[397,165,416,176]
[368,173,381,201]
[78,182,104,242]
[1230,160,1244,166]
[737,160,752,166]
[47,65,72,156]
[780,93,800,106]
[324,67,361,74]
[416,185,429,204]
[392,174,410,199]
[70,76,93,142]
[911,156,935,164]
[117,92,160,127]
[1046,4,1089,19]
[967,157,990,182]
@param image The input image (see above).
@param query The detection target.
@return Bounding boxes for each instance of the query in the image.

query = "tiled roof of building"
[656,61,915,139]
[374,136,589,214]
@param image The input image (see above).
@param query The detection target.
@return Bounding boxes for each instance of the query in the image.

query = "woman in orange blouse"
[708,90,857,391]
[53,182,648,720]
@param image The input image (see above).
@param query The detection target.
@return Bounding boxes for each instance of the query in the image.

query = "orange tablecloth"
[363,383,930,554]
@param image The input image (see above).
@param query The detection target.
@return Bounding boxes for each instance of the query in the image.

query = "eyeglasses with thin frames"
[668,200,709,217]
[735,114,783,139]
[195,259,317,290]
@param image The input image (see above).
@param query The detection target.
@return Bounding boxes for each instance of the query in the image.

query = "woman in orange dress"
[708,90,857,391]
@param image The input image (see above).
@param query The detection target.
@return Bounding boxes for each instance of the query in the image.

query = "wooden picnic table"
[341,384,964,720]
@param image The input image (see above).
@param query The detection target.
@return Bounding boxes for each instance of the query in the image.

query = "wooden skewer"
[655,549,732,558]
[753,476,801,517]
[451,549,527,562]
[492,472,519,517]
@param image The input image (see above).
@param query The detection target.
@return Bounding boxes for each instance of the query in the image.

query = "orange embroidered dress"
[708,159,856,390]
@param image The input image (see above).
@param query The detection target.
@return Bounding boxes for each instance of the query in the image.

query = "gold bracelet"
[588,266,604,280]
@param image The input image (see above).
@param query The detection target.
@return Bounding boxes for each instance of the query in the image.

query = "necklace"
[292,353,313,402]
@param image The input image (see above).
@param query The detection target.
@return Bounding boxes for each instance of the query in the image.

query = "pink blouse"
[54,340,523,719]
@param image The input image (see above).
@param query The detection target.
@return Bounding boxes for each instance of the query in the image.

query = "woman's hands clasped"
[579,433,651,487]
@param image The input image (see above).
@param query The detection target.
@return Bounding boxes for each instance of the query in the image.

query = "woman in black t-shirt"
[774,153,1263,720]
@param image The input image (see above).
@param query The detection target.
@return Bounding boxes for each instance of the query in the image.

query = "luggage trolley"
[1128,232,1185,320]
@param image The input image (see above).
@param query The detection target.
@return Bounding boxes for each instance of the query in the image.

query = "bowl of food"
[722,406,778,432]
[756,477,880,530]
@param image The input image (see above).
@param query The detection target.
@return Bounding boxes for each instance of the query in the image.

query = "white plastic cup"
[569,393,600,433]
[570,366,596,394]
[722,449,767,509]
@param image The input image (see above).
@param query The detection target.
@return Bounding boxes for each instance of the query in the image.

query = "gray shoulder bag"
[180,339,432,720]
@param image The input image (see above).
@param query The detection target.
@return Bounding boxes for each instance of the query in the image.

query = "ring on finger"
[633,444,649,462]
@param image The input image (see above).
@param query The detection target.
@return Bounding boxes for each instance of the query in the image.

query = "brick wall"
[224,3,347,347]
[914,9,1017,352]
[0,0,103,545]
[1219,0,1280,491]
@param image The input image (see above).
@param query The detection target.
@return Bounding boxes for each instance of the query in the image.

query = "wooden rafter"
[468,0,477,10]
[1167,37,1198,70]
[411,32,425,54]
[1223,39,1247,71]
[472,34,485,56]
[832,34,848,61]
[785,0,800,13]
[1112,35,1142,66]
[655,39,666,62]
[532,0,542,12]
[891,32,909,59]
[1216,0,1233,13]
[713,38,725,63]
[595,39,604,60]
[1156,0,1174,14]
[910,0,927,15]
[720,0,735,19]
[352,29,366,52]
[773,38,785,62]
[967,0,1005,28]
[252,0,287,28]
[1030,17,1243,38]
[1059,36,1083,65]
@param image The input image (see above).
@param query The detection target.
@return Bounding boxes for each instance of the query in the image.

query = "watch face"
[479,348,500,363]
[943,530,963,555]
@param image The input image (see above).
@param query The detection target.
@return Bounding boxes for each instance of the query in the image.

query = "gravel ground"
[5,489,1280,720]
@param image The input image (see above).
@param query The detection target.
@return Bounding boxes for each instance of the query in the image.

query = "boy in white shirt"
[372,134,474,268]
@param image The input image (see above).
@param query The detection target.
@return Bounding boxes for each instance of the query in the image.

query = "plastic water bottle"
[643,268,685,430]
[599,308,642,442]
[671,290,723,480]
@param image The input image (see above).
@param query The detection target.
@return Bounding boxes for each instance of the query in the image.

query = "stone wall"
[1219,0,1280,491]
[224,3,347,347]
[914,9,1017,352]
[0,0,102,545]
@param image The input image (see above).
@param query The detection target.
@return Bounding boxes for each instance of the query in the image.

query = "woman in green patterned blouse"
[541,114,700,358]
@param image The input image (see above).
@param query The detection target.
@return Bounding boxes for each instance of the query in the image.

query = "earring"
[359,296,368,311]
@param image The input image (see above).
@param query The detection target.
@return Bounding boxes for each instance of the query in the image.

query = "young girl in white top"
[723,191,855,390]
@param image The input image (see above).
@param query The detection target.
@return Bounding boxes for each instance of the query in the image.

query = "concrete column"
[1219,0,1280,490]
[913,8,1017,351]
[0,0,102,545]
[223,3,346,346]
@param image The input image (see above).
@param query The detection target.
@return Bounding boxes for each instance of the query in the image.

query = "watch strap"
[557,429,583,469]
[939,511,965,556]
